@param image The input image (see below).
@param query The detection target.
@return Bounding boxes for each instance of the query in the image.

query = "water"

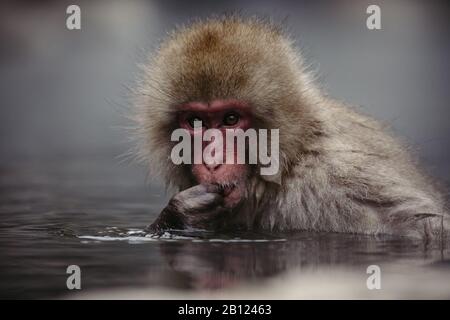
[1,157,449,299]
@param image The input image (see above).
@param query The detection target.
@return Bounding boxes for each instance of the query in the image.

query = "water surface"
[1,157,449,299]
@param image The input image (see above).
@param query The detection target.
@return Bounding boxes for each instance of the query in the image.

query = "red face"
[177,99,253,208]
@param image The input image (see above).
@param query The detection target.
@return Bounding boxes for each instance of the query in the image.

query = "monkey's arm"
[146,184,226,233]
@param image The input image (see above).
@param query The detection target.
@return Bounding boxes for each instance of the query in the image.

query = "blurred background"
[0,0,449,182]
[0,0,449,299]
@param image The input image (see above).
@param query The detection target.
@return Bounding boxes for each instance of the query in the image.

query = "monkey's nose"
[205,163,221,172]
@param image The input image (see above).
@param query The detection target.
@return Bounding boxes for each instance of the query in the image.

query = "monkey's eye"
[223,112,240,126]
[187,116,204,128]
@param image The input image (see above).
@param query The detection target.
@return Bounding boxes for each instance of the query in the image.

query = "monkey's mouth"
[217,182,243,208]
[221,184,236,197]
[215,182,238,198]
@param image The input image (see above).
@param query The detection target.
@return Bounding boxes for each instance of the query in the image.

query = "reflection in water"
[152,232,447,292]
[0,159,449,299]
[77,226,448,293]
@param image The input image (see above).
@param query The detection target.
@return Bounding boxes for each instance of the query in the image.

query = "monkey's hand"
[146,184,226,233]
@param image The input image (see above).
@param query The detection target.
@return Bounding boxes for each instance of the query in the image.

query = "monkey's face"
[177,100,253,208]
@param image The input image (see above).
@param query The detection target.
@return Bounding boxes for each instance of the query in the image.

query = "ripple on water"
[77,227,287,243]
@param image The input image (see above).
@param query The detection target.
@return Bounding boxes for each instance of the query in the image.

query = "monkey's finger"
[185,206,228,227]
[205,184,223,194]
[192,192,224,208]
[173,192,223,213]
[181,184,222,198]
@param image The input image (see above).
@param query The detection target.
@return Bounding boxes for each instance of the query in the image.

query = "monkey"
[132,16,449,240]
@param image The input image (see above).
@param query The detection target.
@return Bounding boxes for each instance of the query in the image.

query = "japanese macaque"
[133,16,448,239]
